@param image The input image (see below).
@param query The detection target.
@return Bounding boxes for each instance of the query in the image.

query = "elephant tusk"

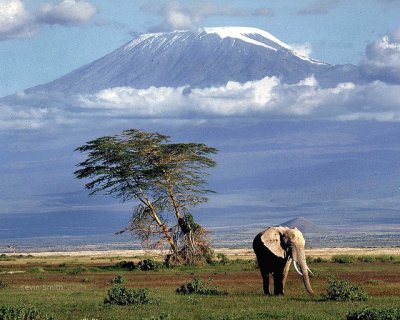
[307,267,314,276]
[294,261,303,276]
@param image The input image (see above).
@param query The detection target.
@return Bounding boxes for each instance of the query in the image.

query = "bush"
[307,256,327,263]
[138,259,161,271]
[104,286,157,306]
[331,255,354,264]
[0,281,7,289]
[214,253,229,265]
[347,307,400,320]
[324,276,368,301]
[0,305,55,320]
[110,275,126,284]
[176,277,227,296]
[115,261,135,271]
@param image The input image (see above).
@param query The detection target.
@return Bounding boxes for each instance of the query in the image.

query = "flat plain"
[0,248,399,320]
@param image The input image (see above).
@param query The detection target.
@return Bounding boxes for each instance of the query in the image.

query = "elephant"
[253,226,314,295]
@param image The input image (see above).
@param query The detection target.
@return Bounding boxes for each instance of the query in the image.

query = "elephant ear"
[260,227,286,258]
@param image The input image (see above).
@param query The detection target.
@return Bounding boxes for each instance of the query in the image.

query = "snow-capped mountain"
[26,26,347,95]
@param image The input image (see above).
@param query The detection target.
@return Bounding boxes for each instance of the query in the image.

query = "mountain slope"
[279,217,324,233]
[28,27,332,94]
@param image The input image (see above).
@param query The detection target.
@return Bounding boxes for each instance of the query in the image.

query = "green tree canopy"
[74,129,217,264]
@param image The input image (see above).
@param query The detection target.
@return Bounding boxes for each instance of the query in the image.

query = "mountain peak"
[203,26,291,51]
[26,26,333,94]
[278,216,324,233]
[124,26,325,65]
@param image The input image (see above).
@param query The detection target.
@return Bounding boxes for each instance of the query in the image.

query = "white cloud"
[37,0,97,26]
[0,0,97,40]
[360,28,400,84]
[290,42,312,59]
[0,0,36,40]
[163,2,195,30]
[77,76,400,122]
[78,77,280,117]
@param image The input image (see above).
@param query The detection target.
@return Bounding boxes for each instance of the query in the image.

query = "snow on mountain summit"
[125,27,324,64]
[203,26,325,64]
[204,26,291,51]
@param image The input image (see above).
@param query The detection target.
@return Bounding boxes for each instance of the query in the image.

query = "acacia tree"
[74,129,217,264]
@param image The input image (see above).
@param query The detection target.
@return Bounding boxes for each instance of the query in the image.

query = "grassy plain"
[0,248,399,320]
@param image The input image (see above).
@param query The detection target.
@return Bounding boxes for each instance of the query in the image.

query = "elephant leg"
[282,258,292,294]
[261,272,272,295]
[273,271,284,295]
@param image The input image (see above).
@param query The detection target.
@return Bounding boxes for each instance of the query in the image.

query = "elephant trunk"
[294,249,314,295]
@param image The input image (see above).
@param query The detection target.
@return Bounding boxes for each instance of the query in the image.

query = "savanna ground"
[0,248,399,320]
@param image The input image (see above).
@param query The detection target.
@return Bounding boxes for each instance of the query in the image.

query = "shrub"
[138,259,161,271]
[331,255,354,264]
[104,286,157,306]
[115,261,135,271]
[0,305,55,320]
[110,275,126,284]
[314,257,327,263]
[214,253,229,265]
[347,307,400,320]
[0,281,7,289]
[307,256,327,264]
[324,276,368,301]
[176,277,227,296]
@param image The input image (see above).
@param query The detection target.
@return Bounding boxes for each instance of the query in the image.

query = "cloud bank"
[0,0,97,40]
[77,77,400,121]
[3,76,400,131]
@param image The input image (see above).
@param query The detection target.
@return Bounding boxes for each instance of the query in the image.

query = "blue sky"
[1,0,400,97]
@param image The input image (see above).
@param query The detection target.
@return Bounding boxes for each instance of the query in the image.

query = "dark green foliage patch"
[324,276,368,302]
[0,305,55,320]
[104,286,158,306]
[176,277,227,296]
[347,307,400,320]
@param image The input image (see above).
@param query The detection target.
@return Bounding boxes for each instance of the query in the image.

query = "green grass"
[0,256,399,320]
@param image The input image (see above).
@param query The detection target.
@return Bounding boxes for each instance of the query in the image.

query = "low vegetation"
[0,305,54,320]
[104,286,158,306]
[110,274,126,284]
[347,307,400,320]
[324,276,368,301]
[176,277,227,296]
[0,281,7,289]
[0,253,398,319]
